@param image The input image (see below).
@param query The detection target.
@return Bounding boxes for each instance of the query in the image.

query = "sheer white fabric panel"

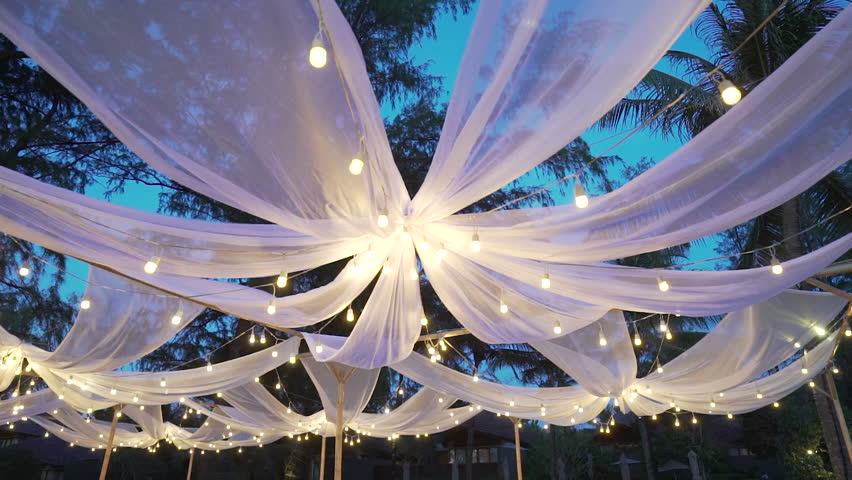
[0,390,63,424]
[352,388,477,437]
[23,268,205,372]
[0,0,408,236]
[530,311,636,398]
[636,290,847,397]
[30,338,301,407]
[303,241,422,367]
[409,0,708,221]
[392,353,609,426]
[438,7,852,261]
[0,167,366,278]
[301,359,380,426]
[219,383,327,436]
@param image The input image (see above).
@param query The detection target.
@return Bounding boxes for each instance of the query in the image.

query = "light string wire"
[484,0,791,215]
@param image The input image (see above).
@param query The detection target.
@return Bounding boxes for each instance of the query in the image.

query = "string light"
[290,354,297,364]
[773,402,780,408]
[143,256,160,274]
[377,209,389,228]
[659,319,668,332]
[470,233,481,252]
[276,271,288,288]
[346,307,355,322]
[316,342,324,354]
[756,391,763,399]
[249,332,256,344]
[657,277,670,292]
[171,310,183,325]
[541,273,551,289]
[266,298,277,315]
[420,315,428,327]
[598,330,608,347]
[259,332,267,344]
[674,418,680,427]
[845,328,851,337]
[553,321,562,335]
[832,366,840,374]
[717,79,742,106]
[308,37,327,68]
[769,254,783,275]
[665,330,673,340]
[473,373,480,382]
[79,297,91,310]
[633,330,642,346]
[349,156,364,176]
[18,259,31,277]
[573,182,589,208]
[409,268,418,281]
[657,366,664,374]
[499,299,508,314]
[692,415,698,424]
[710,400,716,408]
[813,325,826,336]
[727,413,733,419]
[801,367,808,375]
[160,378,167,388]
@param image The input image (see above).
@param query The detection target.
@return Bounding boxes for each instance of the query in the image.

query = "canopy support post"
[186,448,195,480]
[512,417,523,480]
[98,405,121,480]
[319,435,327,480]
[329,364,354,480]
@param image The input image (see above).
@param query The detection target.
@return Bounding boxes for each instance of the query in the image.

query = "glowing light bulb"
[420,315,428,326]
[308,38,327,68]
[346,307,355,322]
[833,366,840,374]
[18,260,31,277]
[756,391,763,399]
[770,255,783,275]
[509,400,516,407]
[553,321,562,335]
[599,333,607,346]
[773,402,780,408]
[659,320,668,332]
[845,328,851,337]
[657,366,664,374]
[710,400,716,408]
[144,256,160,274]
[470,233,481,252]
[316,342,324,354]
[634,332,642,346]
[276,271,288,288]
[384,406,390,414]
[499,300,508,314]
[674,418,680,427]
[206,362,213,372]
[718,79,741,105]
[651,414,657,420]
[267,298,276,315]
[473,374,479,382]
[809,381,815,388]
[377,209,389,228]
[349,157,364,176]
[80,297,91,310]
[439,338,447,351]
[289,354,296,364]
[428,346,436,355]
[541,273,551,289]
[801,367,808,375]
[665,331,673,340]
[160,378,167,388]
[814,326,826,336]
[409,268,418,281]
[727,412,733,419]
[249,332,256,344]
[692,416,698,424]
[259,332,267,344]
[574,182,589,209]
[657,277,670,292]
[171,310,183,325]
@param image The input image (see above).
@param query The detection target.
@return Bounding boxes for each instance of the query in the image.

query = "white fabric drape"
[351,388,478,437]
[433,3,852,263]
[0,0,409,237]
[409,0,709,221]
[301,359,380,427]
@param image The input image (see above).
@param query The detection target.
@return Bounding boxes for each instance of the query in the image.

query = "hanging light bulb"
[160,378,167,388]
[541,273,551,289]
[308,37,328,68]
[710,400,716,408]
[18,259,31,277]
[427,346,436,355]
[110,387,117,395]
[845,327,851,337]
[573,181,589,209]
[276,271,288,288]
[756,391,763,399]
[377,209,389,228]
[717,79,742,106]
[553,321,562,335]
[657,277,670,292]
[801,367,809,375]
[598,332,608,347]
[206,362,213,373]
[473,374,480,383]
[773,402,780,408]
[540,404,546,416]
[409,268,418,281]
[346,306,355,322]
[349,156,365,176]
[259,331,267,344]
[633,331,642,346]
[171,310,183,325]
[770,255,783,275]
[439,338,447,351]
[316,342,324,354]
[657,366,664,374]
[665,331,673,340]
[144,256,160,274]
[659,319,668,332]
[651,414,657,421]
[249,332,256,344]
[674,418,680,427]
[832,366,840,374]
[814,325,826,336]
[290,354,297,364]
[420,315,428,327]
[499,299,508,314]
[267,298,277,315]
[80,297,91,310]
[692,416,698,424]
[470,233,481,252]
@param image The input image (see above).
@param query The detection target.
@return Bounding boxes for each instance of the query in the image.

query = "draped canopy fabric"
[0,0,849,369]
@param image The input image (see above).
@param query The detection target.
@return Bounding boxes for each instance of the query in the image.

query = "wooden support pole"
[319,436,327,480]
[805,279,852,301]
[186,448,195,480]
[98,405,121,480]
[335,377,345,480]
[824,370,852,474]
[512,418,523,480]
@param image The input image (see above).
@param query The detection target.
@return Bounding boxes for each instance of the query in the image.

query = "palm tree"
[597,1,852,477]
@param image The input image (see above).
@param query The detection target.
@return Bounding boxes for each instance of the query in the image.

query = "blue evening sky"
[59,5,721,299]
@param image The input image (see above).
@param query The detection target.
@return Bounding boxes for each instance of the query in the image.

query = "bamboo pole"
[319,436,327,480]
[513,418,523,480]
[98,406,121,480]
[805,279,852,301]
[186,448,195,480]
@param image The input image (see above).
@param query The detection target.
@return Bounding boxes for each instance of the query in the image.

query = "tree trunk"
[638,417,656,480]
[782,198,852,479]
